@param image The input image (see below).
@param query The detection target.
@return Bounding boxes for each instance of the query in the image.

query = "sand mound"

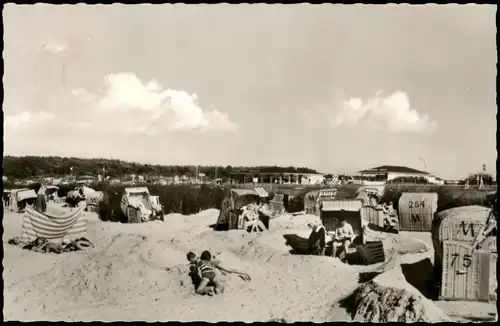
[7,205,489,322]
[4,233,196,318]
[363,230,429,257]
[386,235,429,255]
[270,213,319,230]
[340,265,450,322]
[55,234,192,299]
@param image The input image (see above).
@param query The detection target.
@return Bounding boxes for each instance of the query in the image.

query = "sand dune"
[3,204,496,322]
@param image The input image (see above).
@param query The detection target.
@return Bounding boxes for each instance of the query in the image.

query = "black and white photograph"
[2,3,497,322]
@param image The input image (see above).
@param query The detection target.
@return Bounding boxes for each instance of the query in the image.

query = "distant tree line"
[2,156,318,180]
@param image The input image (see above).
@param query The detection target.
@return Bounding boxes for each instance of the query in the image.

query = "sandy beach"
[3,3,497,323]
[3,203,496,322]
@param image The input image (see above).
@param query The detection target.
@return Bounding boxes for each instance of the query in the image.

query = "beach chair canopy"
[230,187,268,198]
[17,189,38,202]
[321,199,363,212]
[124,187,150,196]
[274,187,311,197]
[45,186,59,196]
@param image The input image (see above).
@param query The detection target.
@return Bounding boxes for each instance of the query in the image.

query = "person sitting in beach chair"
[332,218,356,260]
[381,201,397,228]
[381,202,390,214]
[186,250,251,296]
[387,201,395,214]
[241,204,267,232]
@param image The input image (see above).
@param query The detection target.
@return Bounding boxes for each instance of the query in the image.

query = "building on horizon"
[357,165,439,183]
[229,171,324,185]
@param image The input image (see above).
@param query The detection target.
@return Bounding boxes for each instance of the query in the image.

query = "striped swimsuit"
[198,260,216,281]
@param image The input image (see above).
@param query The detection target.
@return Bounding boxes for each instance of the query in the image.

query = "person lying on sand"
[63,237,94,252]
[8,237,22,246]
[187,250,251,295]
[332,218,355,260]
[193,251,224,296]
[18,237,94,254]
[22,237,62,253]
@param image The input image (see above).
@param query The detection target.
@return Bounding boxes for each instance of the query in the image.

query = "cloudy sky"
[3,4,497,179]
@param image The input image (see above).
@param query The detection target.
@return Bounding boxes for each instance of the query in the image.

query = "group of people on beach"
[186,250,251,296]
[3,184,48,212]
[308,218,356,260]
[186,216,358,296]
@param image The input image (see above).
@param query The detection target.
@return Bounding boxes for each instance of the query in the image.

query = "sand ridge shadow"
[283,233,339,257]
[283,234,309,255]
[401,258,439,300]
[451,315,497,322]
[358,271,380,283]
[336,288,360,320]
[368,223,399,234]
[358,257,439,300]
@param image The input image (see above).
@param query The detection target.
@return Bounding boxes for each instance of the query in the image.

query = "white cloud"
[332,97,368,127]
[74,72,238,134]
[330,91,437,133]
[159,89,204,130]
[42,40,67,54]
[200,109,239,131]
[98,73,163,111]
[5,111,56,130]
[72,88,95,103]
